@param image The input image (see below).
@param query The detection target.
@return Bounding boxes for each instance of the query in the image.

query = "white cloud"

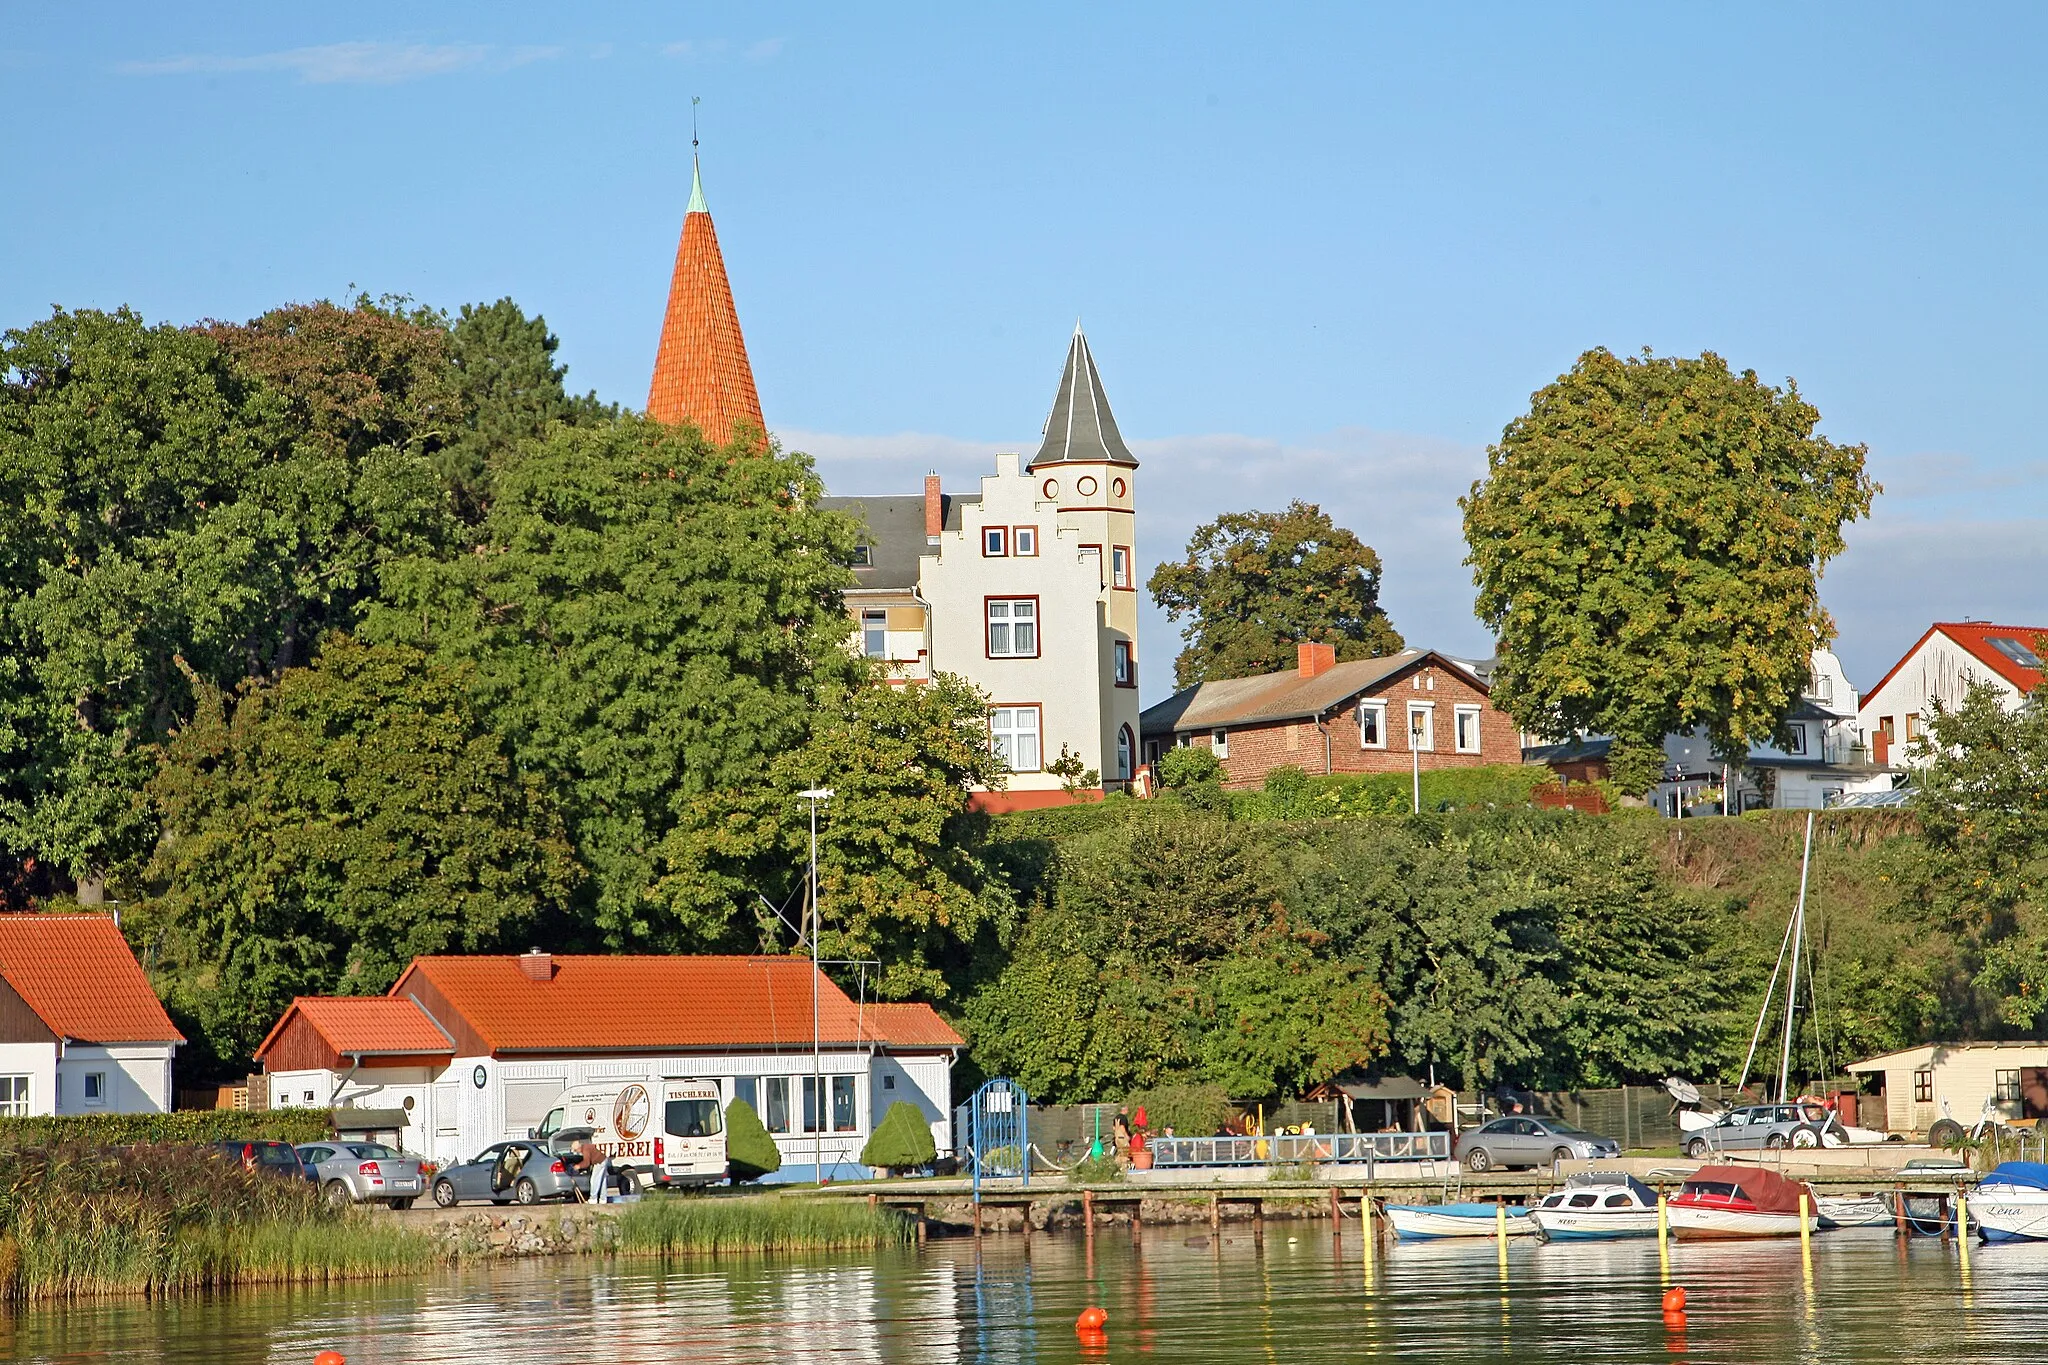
[797,423,2048,703]
[117,41,558,85]
[659,37,784,62]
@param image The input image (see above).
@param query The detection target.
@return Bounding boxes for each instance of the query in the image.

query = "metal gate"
[964,1077,1029,1200]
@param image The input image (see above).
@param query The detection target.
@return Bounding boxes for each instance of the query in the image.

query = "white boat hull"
[1668,1207,1813,1239]
[1385,1205,1537,1240]
[1528,1208,1661,1240]
[1815,1195,1890,1229]
[1970,1189,2048,1242]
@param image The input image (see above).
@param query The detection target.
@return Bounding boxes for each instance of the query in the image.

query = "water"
[4,1226,2042,1363]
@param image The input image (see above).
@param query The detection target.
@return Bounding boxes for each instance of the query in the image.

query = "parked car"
[431,1140,588,1207]
[1456,1116,1622,1172]
[1683,1104,1844,1158]
[296,1141,429,1210]
[215,1139,315,1183]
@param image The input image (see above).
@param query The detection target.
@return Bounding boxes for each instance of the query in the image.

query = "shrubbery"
[723,1099,781,1183]
[1128,1083,1233,1137]
[0,1108,332,1147]
[860,1101,937,1173]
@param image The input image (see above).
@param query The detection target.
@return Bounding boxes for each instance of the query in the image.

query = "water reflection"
[9,1225,2048,1363]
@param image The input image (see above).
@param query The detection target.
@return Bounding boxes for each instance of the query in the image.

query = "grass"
[615,1195,915,1257]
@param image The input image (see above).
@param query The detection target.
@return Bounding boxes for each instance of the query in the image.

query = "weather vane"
[692,95,701,152]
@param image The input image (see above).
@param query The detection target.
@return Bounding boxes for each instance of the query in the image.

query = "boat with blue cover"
[1966,1161,2048,1242]
[1384,1201,1536,1240]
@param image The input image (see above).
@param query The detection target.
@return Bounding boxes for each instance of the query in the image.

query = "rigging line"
[1737,903,1800,1098]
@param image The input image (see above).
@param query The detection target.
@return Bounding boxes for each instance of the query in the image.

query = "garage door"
[504,1078,568,1134]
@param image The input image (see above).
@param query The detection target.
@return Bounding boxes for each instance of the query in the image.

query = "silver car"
[1456,1116,1622,1172]
[1683,1103,1841,1158]
[431,1140,589,1207]
[296,1141,428,1209]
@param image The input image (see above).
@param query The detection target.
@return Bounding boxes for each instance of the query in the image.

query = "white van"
[532,1077,728,1192]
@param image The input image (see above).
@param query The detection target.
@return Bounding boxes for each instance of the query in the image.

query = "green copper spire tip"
[687,156,708,215]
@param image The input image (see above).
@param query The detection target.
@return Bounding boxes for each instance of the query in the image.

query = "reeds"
[0,1138,433,1301]
[615,1195,914,1258]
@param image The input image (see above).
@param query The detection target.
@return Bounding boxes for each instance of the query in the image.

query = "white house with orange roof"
[0,914,184,1116]
[1857,622,2048,764]
[256,952,962,1181]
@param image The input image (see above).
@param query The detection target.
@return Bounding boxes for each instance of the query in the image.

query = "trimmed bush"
[1128,1083,1233,1138]
[1156,746,1223,788]
[0,1108,333,1147]
[724,1099,781,1183]
[860,1101,937,1173]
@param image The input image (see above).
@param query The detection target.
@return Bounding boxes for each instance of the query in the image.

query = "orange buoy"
[1661,1286,1687,1312]
[1077,1327,1109,1355]
[1075,1306,1109,1331]
[313,1353,347,1365]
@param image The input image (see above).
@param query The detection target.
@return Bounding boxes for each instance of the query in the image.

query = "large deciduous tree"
[365,416,863,946]
[1461,348,1876,792]
[139,636,580,1070]
[1148,501,1402,688]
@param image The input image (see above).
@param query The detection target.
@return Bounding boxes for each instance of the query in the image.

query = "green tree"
[366,417,861,946]
[654,670,1014,998]
[1148,501,1402,688]
[724,1098,782,1182]
[1461,348,1876,792]
[0,304,450,896]
[137,636,579,1070]
[441,298,616,519]
[861,1100,939,1172]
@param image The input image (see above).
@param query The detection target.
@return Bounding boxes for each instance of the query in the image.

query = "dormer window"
[850,544,873,568]
[1807,671,1831,702]
[983,527,1007,557]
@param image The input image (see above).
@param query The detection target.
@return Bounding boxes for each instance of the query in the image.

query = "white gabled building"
[255,952,962,1182]
[1857,622,2047,765]
[0,914,183,1117]
[820,327,1144,811]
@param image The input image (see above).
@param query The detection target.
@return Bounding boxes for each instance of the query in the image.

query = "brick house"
[1139,644,1519,789]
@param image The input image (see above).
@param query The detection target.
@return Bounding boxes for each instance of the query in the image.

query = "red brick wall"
[1194,661,1521,790]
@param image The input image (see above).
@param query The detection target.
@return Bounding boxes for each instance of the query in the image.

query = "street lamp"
[1410,712,1424,814]
[798,788,833,1183]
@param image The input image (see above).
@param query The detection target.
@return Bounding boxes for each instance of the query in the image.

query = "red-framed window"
[985,596,1040,658]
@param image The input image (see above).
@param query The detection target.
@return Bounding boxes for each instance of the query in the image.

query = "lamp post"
[1410,712,1423,814]
[798,788,833,1184]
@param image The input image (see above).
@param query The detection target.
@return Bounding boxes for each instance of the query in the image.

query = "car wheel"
[617,1171,641,1196]
[1550,1146,1574,1172]
[390,1198,415,1211]
[1685,1138,1709,1159]
[1765,1132,1788,1150]
[323,1180,353,1210]
[514,1178,539,1205]
[1927,1119,1966,1150]
[1792,1126,1820,1148]
[433,1180,459,1208]
[1464,1148,1492,1173]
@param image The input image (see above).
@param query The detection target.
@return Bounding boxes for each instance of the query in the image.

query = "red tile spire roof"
[646,158,765,448]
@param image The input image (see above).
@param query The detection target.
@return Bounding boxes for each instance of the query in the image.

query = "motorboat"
[1965,1161,2048,1242]
[1667,1165,1817,1239]
[1813,1194,1892,1229]
[1384,1201,1536,1240]
[1527,1172,1661,1240]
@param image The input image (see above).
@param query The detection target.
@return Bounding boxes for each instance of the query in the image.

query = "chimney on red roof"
[924,473,943,541]
[518,950,555,982]
[1298,641,1337,679]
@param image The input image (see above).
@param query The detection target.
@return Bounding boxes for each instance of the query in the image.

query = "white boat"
[1814,1194,1891,1229]
[1967,1162,2048,1242]
[1667,1165,1817,1239]
[1384,1201,1537,1240]
[1527,1172,1662,1240]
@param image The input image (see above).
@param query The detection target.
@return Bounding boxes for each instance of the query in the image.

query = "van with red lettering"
[532,1078,727,1193]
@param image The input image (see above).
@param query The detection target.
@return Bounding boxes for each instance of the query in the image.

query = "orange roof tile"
[0,914,183,1044]
[858,1002,965,1049]
[646,160,764,448]
[254,997,453,1062]
[394,955,909,1054]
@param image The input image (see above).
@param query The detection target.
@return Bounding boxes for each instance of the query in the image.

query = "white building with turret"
[820,328,1143,809]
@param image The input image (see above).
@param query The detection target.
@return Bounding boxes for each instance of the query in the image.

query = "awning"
[1683,1164,1812,1215]
[1333,1076,1428,1102]
[332,1107,409,1131]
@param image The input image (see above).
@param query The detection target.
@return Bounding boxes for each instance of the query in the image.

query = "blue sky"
[6,4,2044,700]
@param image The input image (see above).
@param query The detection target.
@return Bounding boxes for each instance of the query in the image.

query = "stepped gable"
[1028,324,1137,469]
[646,158,765,448]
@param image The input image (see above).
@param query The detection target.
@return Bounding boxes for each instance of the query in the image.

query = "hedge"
[0,1108,334,1147]
[724,1099,781,1182]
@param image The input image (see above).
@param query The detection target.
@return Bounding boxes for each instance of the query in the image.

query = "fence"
[1149,1130,1450,1169]
[1484,1083,1845,1150]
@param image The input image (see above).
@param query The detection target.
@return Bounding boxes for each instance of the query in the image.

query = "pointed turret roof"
[646,158,765,447]
[1029,324,1137,469]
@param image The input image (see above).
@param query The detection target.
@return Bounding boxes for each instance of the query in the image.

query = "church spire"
[646,155,765,447]
[1028,324,1136,469]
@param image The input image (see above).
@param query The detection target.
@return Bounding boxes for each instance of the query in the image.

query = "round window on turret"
[1112,477,1127,498]
[1077,475,1099,497]
[1042,479,1058,499]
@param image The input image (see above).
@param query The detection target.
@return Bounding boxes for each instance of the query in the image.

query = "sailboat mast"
[1777,811,1815,1103]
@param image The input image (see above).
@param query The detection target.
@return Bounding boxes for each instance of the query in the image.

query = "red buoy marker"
[1661,1286,1687,1313]
[313,1353,347,1365]
[1076,1306,1109,1332]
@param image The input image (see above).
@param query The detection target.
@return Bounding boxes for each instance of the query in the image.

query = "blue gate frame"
[965,1077,1029,1201]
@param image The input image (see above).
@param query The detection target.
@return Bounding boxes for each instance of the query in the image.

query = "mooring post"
[1894,1182,1907,1237]
[1209,1193,1221,1233]
[1330,1185,1342,1228]
[973,1200,983,1240]
[1131,1196,1142,1234]
[1361,1194,1375,1268]
[917,1203,928,1245]
[1253,1197,1265,1245]
[1083,1188,1096,1238]
[867,1193,878,1209]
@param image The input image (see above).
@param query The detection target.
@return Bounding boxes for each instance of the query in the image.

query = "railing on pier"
[1148,1130,1450,1169]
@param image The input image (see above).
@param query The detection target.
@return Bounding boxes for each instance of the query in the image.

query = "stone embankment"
[389,1205,625,1258]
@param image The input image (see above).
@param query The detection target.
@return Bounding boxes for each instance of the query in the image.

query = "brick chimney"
[1298,642,1337,679]
[924,473,943,542]
[518,949,555,982]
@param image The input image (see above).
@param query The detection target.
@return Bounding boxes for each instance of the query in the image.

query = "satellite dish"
[1663,1077,1702,1105]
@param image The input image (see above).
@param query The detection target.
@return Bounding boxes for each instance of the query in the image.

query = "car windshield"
[666,1098,723,1138]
